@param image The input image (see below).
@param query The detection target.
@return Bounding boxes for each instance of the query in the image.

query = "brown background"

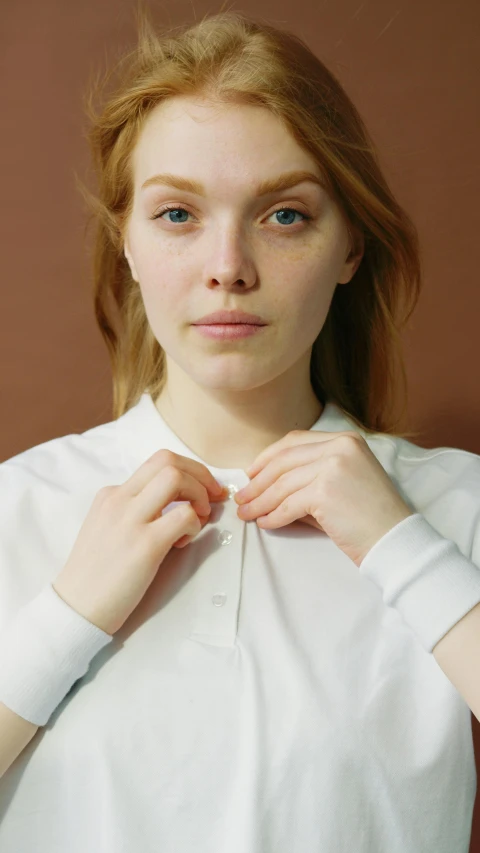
[1,0,479,845]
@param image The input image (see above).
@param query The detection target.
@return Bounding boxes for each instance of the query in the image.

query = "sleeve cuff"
[0,584,113,726]
[358,513,480,653]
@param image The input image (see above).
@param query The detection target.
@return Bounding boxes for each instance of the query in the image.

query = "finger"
[246,457,323,525]
[129,467,215,525]
[246,435,297,475]
[239,467,305,519]
[255,490,307,529]
[247,445,282,477]
[243,447,320,504]
[247,439,308,478]
[300,516,324,531]
[120,448,224,499]
[248,433,341,477]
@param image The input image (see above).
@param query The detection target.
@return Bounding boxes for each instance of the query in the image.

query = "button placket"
[211,482,242,608]
[188,476,248,645]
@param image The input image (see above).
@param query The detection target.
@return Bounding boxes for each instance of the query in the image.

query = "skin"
[123,96,364,471]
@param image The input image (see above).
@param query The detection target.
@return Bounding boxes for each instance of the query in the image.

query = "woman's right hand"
[52,449,227,636]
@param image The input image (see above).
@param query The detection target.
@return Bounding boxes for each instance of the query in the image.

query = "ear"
[337,227,365,285]
[124,239,139,282]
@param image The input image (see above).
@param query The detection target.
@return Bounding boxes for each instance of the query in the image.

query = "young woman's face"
[124,96,363,393]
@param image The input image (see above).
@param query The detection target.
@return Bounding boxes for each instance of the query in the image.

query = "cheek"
[141,278,184,326]
[294,280,338,341]
[272,259,340,348]
[130,224,185,278]
[279,248,341,313]
[133,238,188,302]
[278,224,346,279]
[136,259,189,337]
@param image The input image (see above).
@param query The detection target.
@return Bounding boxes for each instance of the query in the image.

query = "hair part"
[75,2,424,443]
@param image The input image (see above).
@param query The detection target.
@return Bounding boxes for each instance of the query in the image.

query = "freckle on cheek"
[280,241,318,264]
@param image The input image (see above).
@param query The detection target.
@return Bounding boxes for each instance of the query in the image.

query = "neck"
[153,360,324,471]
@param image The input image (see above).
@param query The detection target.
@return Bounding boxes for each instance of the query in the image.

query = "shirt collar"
[114,392,366,487]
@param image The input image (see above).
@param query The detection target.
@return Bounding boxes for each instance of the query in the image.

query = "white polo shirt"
[0,392,479,852]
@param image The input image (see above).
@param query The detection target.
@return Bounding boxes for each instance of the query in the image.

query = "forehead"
[131,96,321,189]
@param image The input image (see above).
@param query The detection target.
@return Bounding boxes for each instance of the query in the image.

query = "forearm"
[0,701,39,779]
[360,513,480,720]
[432,601,480,724]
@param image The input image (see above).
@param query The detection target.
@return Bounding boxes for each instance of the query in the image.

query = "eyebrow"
[140,169,326,196]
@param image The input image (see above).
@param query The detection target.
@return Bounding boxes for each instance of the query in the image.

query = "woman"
[0,9,479,852]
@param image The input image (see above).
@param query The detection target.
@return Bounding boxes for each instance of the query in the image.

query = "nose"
[204,227,257,291]
[205,249,257,290]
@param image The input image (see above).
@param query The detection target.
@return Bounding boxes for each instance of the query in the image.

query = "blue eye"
[271,208,307,226]
[151,205,311,226]
[153,206,190,223]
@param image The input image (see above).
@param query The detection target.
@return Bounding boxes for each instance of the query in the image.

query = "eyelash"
[150,204,312,227]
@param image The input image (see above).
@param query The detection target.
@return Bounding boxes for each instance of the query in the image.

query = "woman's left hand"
[234,430,415,569]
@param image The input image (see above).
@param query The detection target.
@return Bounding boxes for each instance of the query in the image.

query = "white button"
[226,484,239,499]
[212,593,227,607]
[218,529,233,545]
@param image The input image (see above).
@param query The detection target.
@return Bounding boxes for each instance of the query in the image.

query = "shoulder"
[0,412,127,496]
[365,429,480,561]
[0,414,130,616]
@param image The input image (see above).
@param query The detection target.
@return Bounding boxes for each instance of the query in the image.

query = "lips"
[193,310,266,325]
[193,323,266,339]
